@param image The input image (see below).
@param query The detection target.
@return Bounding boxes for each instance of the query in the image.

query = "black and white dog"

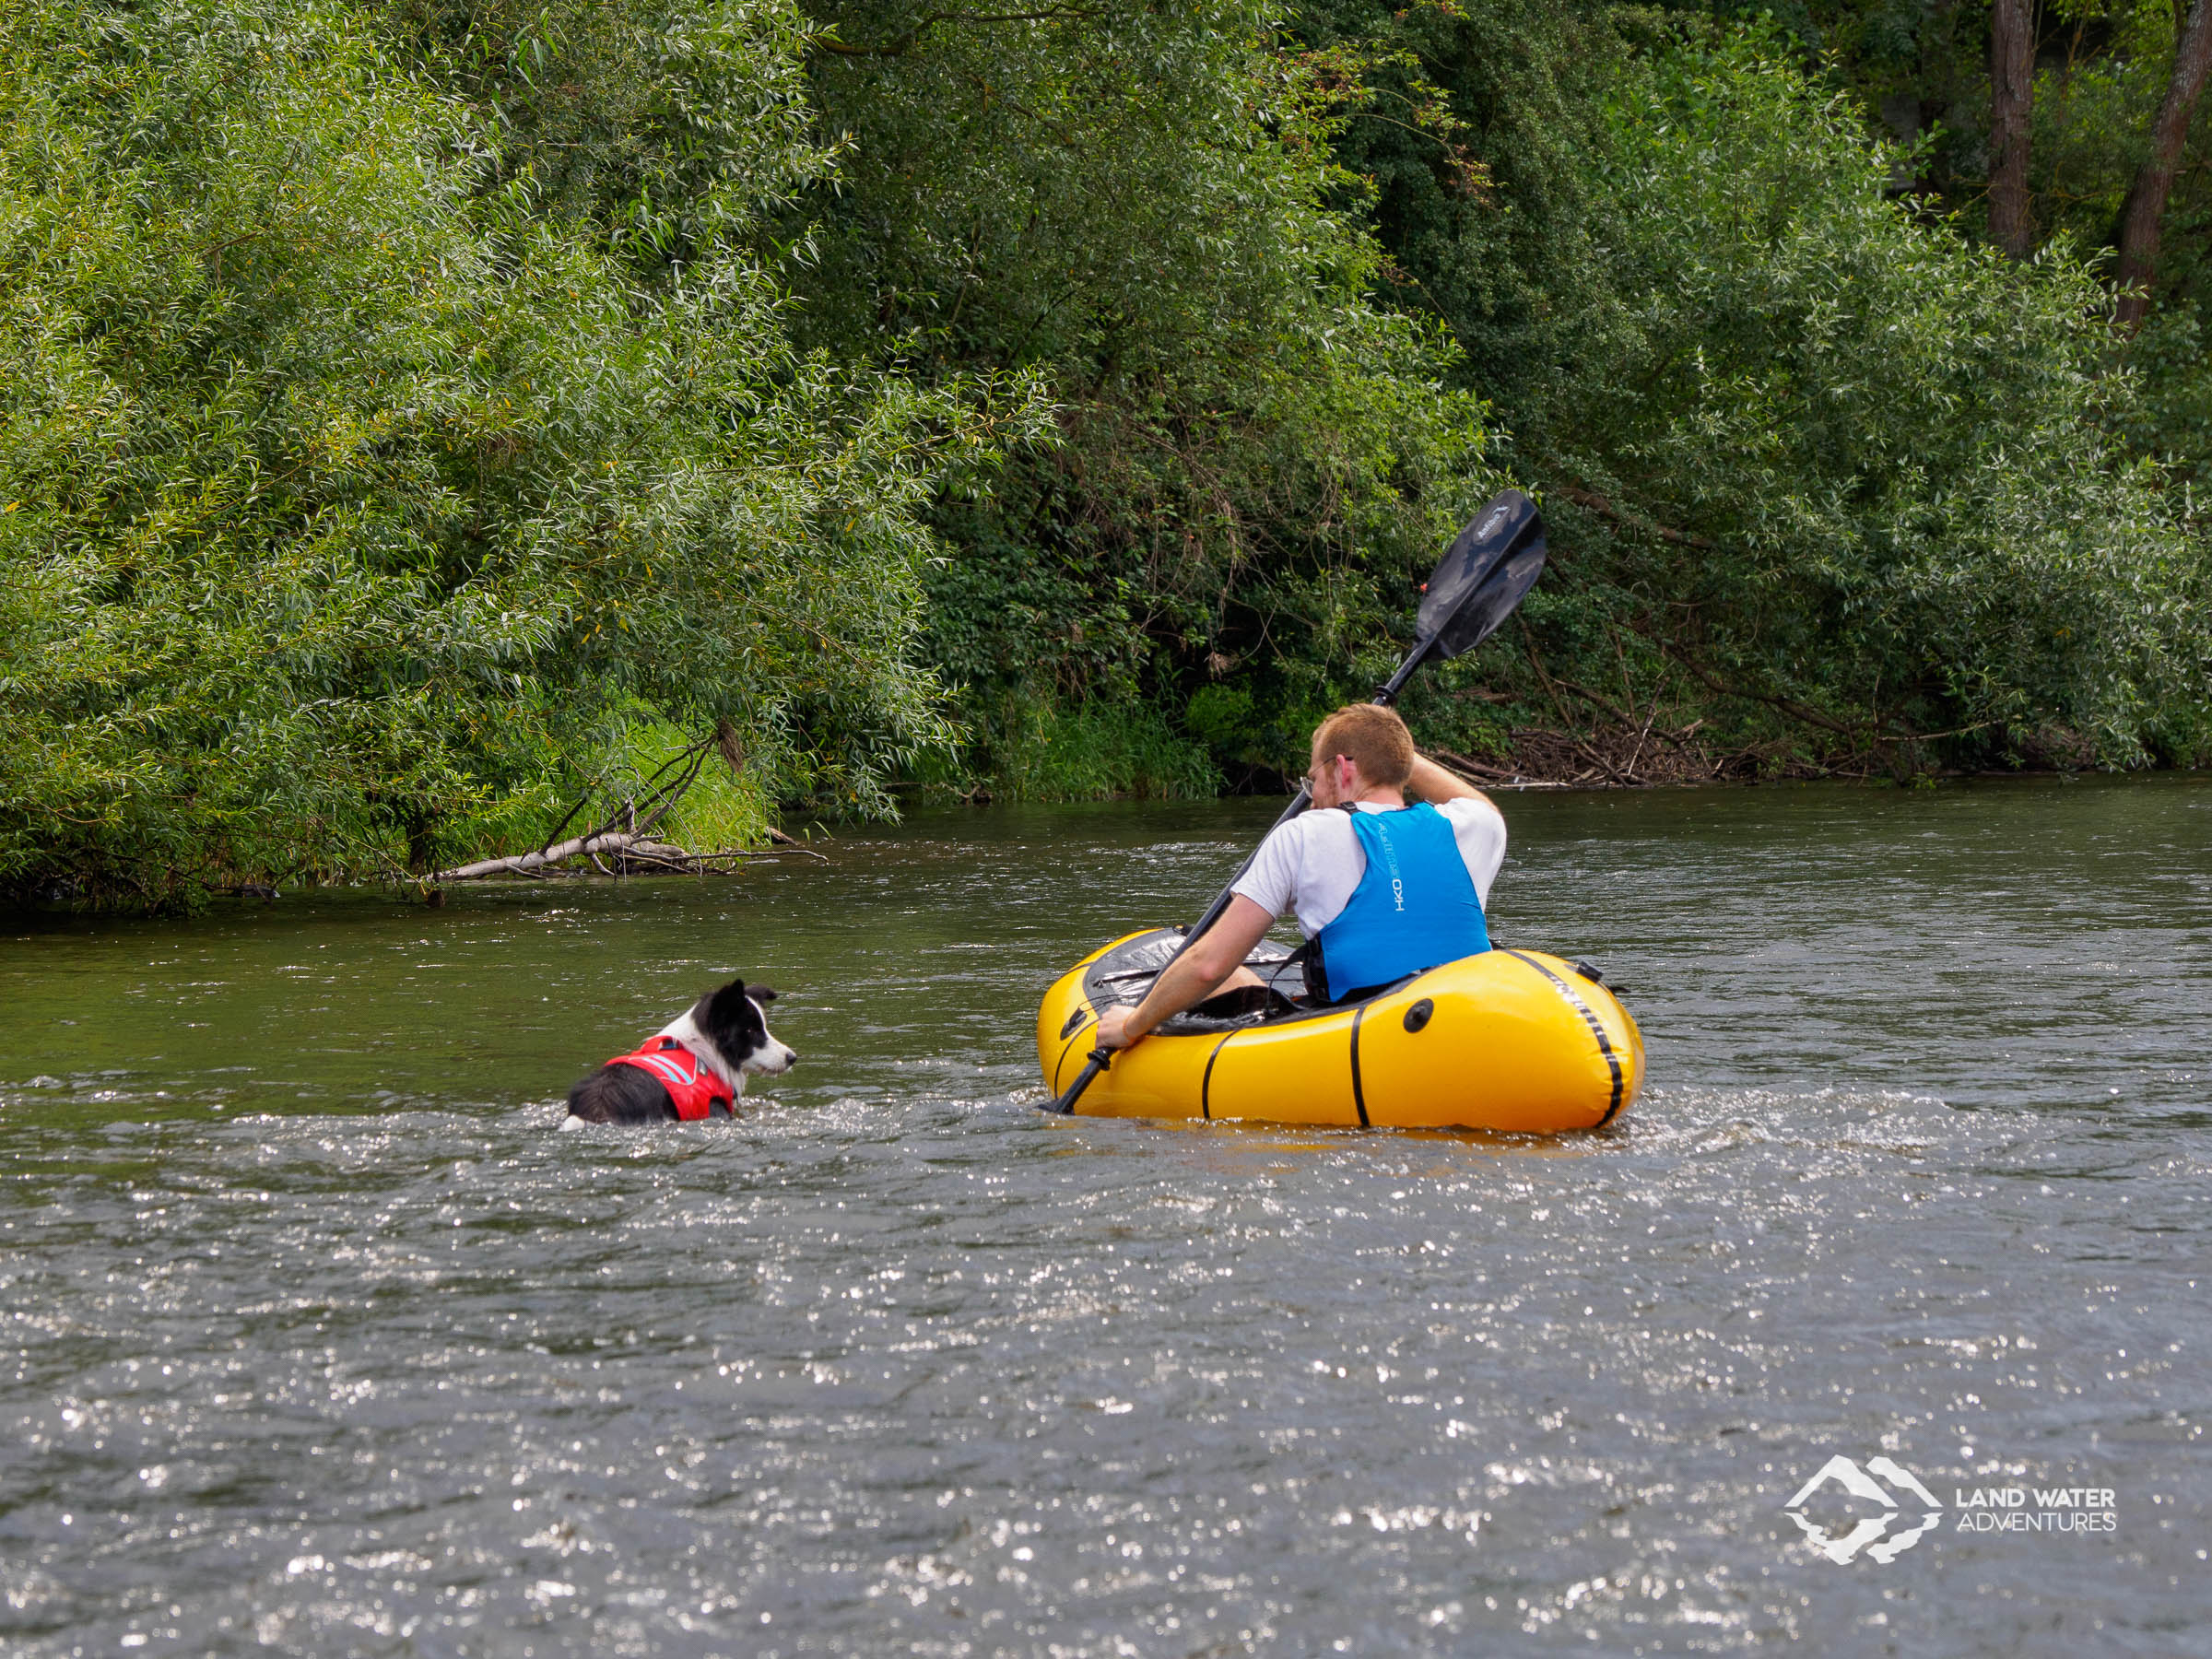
[565,978,795,1125]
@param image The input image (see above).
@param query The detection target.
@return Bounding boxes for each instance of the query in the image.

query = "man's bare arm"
[1408,754,1491,809]
[1094,895,1275,1049]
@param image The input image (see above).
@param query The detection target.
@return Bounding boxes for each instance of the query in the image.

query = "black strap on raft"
[1283,937,1397,1009]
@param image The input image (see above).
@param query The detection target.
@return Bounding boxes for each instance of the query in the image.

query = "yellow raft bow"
[1037,929,1644,1134]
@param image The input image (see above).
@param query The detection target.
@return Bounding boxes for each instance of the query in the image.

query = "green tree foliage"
[1291,7,2209,771]
[1574,29,2202,766]
[790,3,1494,794]
[1688,0,2212,484]
[792,2,2203,785]
[0,0,1039,908]
[3,0,2205,913]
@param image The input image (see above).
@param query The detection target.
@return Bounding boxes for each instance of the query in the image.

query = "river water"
[1,779,2206,1656]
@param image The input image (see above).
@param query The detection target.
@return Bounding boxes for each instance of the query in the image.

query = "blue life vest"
[1312,802,1490,1002]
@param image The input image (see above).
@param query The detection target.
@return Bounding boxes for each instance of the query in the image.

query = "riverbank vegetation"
[3,0,2206,907]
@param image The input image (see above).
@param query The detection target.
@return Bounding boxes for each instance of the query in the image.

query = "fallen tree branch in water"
[429,726,825,888]
[433,833,828,884]
[438,830,688,882]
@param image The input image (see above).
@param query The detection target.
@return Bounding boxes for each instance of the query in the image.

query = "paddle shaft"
[1046,641,1431,1114]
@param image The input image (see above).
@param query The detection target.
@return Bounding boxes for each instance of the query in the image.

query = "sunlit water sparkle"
[2,778,2206,1655]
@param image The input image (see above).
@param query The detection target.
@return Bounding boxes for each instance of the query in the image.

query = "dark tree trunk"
[1988,0,2037,256]
[2116,0,2212,328]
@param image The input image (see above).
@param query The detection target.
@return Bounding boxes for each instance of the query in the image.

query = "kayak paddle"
[1046,489,1548,1115]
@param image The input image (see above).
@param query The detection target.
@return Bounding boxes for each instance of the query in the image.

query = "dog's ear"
[702,979,753,1021]
[746,983,779,1004]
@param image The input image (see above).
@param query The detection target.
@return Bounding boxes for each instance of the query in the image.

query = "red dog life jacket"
[607,1036,735,1120]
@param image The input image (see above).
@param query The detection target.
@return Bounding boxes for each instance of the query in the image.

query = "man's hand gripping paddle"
[1046,489,1548,1115]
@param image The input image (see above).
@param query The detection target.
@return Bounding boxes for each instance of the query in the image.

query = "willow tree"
[787,2,1492,794]
[0,0,1038,909]
[1308,8,2207,770]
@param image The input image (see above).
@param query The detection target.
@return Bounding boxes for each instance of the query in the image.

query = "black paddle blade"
[1435,536,1546,660]
[1418,490,1545,658]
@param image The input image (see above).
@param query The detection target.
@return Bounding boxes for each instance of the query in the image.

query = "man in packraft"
[1093,703,1503,1049]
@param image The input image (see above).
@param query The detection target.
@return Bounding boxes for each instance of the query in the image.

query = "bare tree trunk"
[1988,0,2038,256]
[2116,0,2212,328]
[434,830,664,883]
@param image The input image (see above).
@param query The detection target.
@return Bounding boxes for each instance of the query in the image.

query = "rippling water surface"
[3,778,2206,1656]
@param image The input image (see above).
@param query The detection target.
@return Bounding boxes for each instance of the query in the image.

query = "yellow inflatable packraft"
[1036,929,1644,1133]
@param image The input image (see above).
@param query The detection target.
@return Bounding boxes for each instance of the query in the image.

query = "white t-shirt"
[1231,797,1506,937]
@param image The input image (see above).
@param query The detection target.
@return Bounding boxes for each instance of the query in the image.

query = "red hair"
[1312,704,1414,788]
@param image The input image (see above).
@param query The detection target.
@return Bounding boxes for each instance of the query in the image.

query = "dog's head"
[689,977,796,1079]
